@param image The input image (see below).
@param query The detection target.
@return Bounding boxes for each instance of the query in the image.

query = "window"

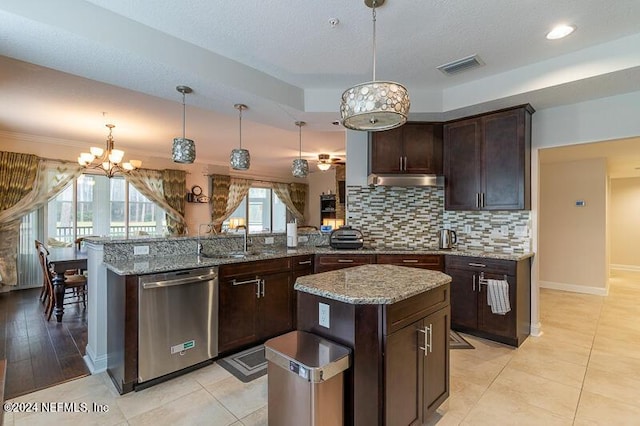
[47,174,167,243]
[224,187,288,234]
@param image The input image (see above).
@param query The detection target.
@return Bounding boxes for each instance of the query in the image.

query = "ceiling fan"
[316,153,345,171]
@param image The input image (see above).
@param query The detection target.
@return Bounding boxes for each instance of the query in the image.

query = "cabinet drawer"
[376,254,443,271]
[292,255,314,271]
[316,254,375,266]
[385,283,450,335]
[219,257,291,279]
[445,256,515,275]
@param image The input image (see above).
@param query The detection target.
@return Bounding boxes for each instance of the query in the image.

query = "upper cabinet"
[370,123,443,175]
[443,105,533,210]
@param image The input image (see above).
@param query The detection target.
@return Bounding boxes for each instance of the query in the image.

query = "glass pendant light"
[292,121,309,178]
[172,85,196,163]
[340,0,410,131]
[230,104,250,170]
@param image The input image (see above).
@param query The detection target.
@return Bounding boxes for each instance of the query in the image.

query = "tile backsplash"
[347,185,531,253]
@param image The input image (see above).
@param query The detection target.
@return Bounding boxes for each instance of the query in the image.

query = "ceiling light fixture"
[340,0,410,132]
[172,85,196,164]
[292,121,309,178]
[317,154,332,171]
[230,104,250,170]
[546,24,576,40]
[78,124,141,178]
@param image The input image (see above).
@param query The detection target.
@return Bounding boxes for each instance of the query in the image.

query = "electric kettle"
[438,229,457,249]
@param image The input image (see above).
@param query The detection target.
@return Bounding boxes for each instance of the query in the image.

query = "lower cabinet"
[218,257,294,354]
[297,282,450,425]
[446,255,531,347]
[385,306,450,425]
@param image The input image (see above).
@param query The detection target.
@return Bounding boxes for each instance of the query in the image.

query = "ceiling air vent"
[437,54,484,76]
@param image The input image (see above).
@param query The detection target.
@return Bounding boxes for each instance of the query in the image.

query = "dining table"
[48,247,88,322]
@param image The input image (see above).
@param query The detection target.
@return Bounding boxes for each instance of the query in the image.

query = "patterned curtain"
[126,168,186,236]
[161,169,187,235]
[290,182,308,222]
[272,182,304,223]
[209,174,250,232]
[0,156,81,289]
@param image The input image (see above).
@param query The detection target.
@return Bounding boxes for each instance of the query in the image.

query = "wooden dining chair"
[35,240,88,321]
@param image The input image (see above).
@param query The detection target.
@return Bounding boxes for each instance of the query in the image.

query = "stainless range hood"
[367,173,444,187]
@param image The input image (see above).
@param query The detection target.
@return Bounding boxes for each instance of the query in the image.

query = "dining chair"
[35,240,88,321]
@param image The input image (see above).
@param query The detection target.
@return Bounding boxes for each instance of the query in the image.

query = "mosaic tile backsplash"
[347,185,531,253]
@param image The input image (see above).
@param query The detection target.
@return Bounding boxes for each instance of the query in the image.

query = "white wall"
[307,168,336,228]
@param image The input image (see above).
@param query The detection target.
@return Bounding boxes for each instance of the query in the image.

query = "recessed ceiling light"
[546,24,576,40]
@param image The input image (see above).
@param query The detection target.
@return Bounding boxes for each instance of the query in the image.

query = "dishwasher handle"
[142,272,217,289]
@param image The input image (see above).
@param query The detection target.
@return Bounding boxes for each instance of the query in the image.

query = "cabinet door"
[447,267,478,329]
[482,109,527,210]
[370,126,404,173]
[478,273,517,339]
[423,307,450,418]
[385,318,422,426]
[291,256,313,329]
[259,271,293,340]
[218,275,260,354]
[403,123,443,174]
[444,118,482,210]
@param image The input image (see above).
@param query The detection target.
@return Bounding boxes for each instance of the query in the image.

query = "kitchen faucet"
[197,223,217,255]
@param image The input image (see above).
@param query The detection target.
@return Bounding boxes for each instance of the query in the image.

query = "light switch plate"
[264,237,274,244]
[298,236,309,243]
[319,303,330,328]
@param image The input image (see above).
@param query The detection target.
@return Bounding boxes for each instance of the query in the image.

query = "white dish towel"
[486,279,511,315]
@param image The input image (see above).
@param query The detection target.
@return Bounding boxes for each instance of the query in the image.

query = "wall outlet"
[500,225,509,235]
[319,303,330,328]
[133,245,149,255]
[464,225,472,233]
[514,225,529,237]
[490,228,507,237]
[264,237,275,244]
[298,235,309,243]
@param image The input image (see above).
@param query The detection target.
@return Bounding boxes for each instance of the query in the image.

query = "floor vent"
[437,54,484,76]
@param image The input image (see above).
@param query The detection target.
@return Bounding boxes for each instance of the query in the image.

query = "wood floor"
[0,287,89,399]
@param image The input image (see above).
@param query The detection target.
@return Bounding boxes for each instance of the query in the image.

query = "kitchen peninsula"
[295,264,452,426]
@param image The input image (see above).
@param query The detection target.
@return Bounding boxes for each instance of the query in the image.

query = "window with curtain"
[47,173,167,243]
[223,187,288,234]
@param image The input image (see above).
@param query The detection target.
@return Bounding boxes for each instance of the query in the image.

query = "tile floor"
[3,271,640,425]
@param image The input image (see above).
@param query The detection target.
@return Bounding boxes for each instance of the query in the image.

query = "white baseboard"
[530,321,543,337]
[539,280,608,296]
[84,344,107,374]
[610,264,640,272]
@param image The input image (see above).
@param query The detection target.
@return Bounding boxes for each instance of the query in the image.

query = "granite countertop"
[104,246,534,276]
[294,264,452,304]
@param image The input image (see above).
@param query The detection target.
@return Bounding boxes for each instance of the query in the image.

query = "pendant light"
[230,104,250,170]
[292,121,309,178]
[340,0,410,131]
[172,85,196,163]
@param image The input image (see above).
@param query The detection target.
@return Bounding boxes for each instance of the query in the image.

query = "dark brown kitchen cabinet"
[376,254,444,271]
[314,253,375,273]
[290,255,313,328]
[445,255,531,347]
[297,281,450,425]
[444,105,533,210]
[385,306,449,425]
[370,123,443,174]
[218,257,293,354]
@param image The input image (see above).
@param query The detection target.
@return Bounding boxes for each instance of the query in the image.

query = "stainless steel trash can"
[264,330,351,426]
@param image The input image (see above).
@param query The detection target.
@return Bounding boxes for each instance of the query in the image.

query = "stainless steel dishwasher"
[138,267,218,383]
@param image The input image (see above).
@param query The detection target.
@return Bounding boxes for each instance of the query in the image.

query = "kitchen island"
[295,264,452,426]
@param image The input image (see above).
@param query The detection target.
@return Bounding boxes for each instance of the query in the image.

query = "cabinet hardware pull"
[232,277,261,286]
[298,260,312,265]
[468,263,486,268]
[427,324,433,353]
[481,192,485,208]
[402,259,419,263]
[399,157,403,170]
[472,274,476,292]
[404,156,408,171]
[476,193,480,208]
[260,279,265,297]
[417,328,428,356]
[337,259,354,263]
